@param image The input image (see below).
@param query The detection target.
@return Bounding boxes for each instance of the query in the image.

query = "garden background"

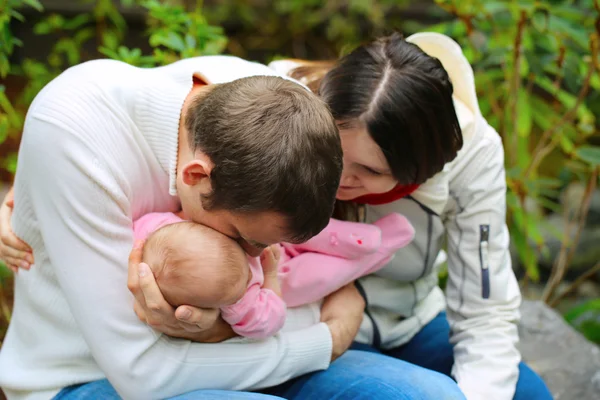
[1,0,599,355]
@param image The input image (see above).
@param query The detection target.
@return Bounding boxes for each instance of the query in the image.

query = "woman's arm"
[444,124,521,400]
[280,213,414,307]
[0,186,34,272]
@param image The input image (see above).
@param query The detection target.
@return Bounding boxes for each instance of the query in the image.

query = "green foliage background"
[1,0,599,344]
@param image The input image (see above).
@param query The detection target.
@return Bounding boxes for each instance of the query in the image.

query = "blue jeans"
[54,312,551,399]
[55,350,465,399]
[352,312,553,400]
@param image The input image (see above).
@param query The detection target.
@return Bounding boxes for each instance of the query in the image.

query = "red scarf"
[352,184,420,205]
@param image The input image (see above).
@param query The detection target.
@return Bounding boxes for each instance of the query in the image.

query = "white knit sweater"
[0,56,331,400]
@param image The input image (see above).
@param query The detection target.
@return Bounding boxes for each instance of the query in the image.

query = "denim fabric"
[54,349,466,400]
[376,312,553,400]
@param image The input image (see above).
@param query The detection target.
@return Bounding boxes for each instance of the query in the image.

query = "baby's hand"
[260,245,282,297]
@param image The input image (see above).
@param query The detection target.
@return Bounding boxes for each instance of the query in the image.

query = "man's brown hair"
[186,75,342,242]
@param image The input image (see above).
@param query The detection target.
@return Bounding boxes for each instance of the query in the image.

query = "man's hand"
[127,241,236,342]
[320,283,365,362]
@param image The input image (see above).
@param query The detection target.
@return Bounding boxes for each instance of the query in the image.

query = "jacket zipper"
[354,280,381,349]
[479,224,490,299]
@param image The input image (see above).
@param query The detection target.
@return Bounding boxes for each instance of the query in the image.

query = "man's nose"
[239,240,264,257]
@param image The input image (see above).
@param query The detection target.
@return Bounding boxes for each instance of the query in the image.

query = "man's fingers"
[137,262,173,318]
[127,240,145,297]
[133,300,147,323]
[175,306,219,332]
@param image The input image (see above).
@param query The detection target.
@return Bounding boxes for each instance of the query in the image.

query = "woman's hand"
[0,187,34,273]
[321,283,365,362]
[127,241,236,342]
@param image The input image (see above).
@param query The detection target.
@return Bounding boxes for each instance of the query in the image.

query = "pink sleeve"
[132,212,184,241]
[281,218,382,259]
[280,213,415,307]
[220,285,287,339]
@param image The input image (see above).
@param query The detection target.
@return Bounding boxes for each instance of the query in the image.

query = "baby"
[134,211,414,339]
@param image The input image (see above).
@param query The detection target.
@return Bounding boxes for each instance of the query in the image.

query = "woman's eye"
[364,166,382,176]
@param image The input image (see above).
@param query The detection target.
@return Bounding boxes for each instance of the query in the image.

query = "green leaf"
[98,46,120,60]
[516,88,531,137]
[559,134,574,154]
[575,146,600,167]
[63,14,91,31]
[22,0,44,12]
[564,299,600,323]
[33,21,52,35]
[0,115,9,145]
[150,32,186,52]
[0,55,9,79]
[532,10,548,32]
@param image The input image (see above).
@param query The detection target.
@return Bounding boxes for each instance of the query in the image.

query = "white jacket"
[270,32,522,400]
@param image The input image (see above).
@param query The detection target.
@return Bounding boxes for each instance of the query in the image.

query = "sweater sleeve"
[15,113,332,400]
[132,212,185,241]
[221,285,288,339]
[444,124,521,400]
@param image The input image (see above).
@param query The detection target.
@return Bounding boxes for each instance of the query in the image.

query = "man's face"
[182,199,291,257]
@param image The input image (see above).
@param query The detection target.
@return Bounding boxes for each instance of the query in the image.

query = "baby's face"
[144,222,251,309]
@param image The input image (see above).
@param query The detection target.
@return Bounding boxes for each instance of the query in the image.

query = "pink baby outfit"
[133,212,415,339]
[133,213,286,339]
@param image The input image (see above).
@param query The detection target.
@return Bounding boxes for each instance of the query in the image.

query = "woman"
[267,32,553,399]
[0,32,552,399]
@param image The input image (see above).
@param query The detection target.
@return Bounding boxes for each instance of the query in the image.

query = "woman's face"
[336,125,398,200]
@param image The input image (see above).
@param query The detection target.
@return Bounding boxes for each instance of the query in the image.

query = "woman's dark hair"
[293,32,463,185]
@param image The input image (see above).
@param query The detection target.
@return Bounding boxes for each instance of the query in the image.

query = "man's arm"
[444,126,521,400]
[16,114,333,400]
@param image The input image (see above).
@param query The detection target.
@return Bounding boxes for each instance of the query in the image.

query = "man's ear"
[192,72,210,86]
[180,154,213,193]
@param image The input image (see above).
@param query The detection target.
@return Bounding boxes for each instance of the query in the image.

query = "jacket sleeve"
[444,123,522,400]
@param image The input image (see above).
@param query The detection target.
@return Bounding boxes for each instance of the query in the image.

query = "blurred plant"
[0,0,226,173]
[204,0,418,60]
[429,0,600,304]
[564,296,600,344]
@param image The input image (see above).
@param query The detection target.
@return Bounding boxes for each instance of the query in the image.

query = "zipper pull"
[479,225,490,270]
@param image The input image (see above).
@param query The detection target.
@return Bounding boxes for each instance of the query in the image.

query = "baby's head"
[142,222,249,309]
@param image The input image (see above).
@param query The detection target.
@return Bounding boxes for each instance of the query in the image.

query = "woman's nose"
[340,172,358,187]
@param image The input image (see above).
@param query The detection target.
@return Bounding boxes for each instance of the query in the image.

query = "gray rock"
[537,213,600,278]
[518,300,600,400]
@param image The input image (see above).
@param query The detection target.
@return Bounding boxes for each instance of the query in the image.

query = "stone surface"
[518,300,600,400]
[538,213,600,278]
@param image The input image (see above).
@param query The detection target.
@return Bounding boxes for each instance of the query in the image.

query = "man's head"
[177,75,342,255]
[143,221,250,309]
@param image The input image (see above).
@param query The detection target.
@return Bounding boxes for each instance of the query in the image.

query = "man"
[0,56,361,399]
